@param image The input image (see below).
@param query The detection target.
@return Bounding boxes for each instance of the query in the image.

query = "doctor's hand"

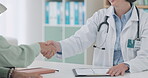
[45,40,61,52]
[107,63,129,76]
[39,42,57,59]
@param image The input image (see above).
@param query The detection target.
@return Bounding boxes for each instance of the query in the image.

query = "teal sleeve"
[0,67,10,78]
[0,36,41,67]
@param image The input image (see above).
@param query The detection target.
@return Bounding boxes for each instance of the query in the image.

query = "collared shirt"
[113,6,133,66]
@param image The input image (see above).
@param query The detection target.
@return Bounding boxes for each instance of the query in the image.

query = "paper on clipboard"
[72,68,110,77]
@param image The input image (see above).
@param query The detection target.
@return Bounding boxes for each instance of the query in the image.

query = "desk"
[28,60,148,78]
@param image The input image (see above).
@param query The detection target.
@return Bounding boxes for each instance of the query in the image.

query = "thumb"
[45,40,54,46]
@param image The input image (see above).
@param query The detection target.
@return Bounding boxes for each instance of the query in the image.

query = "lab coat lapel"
[121,6,139,61]
[105,6,116,66]
[122,6,139,32]
[106,6,139,32]
[106,6,116,31]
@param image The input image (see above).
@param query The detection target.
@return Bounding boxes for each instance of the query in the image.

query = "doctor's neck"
[114,2,131,18]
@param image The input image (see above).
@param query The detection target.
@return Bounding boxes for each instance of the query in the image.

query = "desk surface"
[28,60,148,78]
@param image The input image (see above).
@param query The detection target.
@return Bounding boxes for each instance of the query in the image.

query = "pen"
[55,70,59,72]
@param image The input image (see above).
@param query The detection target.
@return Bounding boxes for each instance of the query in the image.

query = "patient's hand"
[12,70,43,78]
[11,68,56,78]
[39,42,57,59]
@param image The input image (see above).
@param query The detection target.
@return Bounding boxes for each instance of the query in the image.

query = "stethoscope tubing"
[94,6,140,49]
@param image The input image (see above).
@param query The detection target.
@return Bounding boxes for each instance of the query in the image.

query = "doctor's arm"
[124,18,148,73]
[44,11,102,58]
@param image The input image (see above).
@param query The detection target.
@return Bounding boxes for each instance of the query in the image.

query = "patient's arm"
[0,36,55,67]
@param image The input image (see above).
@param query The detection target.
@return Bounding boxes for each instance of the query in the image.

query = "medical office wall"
[104,0,148,12]
[42,0,103,64]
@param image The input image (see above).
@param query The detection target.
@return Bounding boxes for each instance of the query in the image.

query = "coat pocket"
[127,48,137,60]
[93,48,110,67]
[96,30,108,48]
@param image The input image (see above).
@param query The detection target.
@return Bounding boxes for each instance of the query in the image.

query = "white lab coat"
[60,6,148,73]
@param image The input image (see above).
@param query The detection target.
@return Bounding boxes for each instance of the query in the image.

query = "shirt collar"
[112,5,134,20]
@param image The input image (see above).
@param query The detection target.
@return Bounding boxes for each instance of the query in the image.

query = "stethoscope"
[93,6,140,49]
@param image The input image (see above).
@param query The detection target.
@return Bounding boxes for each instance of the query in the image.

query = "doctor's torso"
[60,5,148,72]
[93,5,148,67]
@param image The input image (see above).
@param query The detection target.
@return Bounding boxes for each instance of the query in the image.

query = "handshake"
[39,40,61,59]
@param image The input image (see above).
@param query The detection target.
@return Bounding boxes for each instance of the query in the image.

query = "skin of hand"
[45,40,61,52]
[11,70,43,78]
[11,68,57,78]
[39,42,57,59]
[107,63,129,76]
[40,40,61,58]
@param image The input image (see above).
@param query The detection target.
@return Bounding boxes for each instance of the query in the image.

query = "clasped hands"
[39,40,60,59]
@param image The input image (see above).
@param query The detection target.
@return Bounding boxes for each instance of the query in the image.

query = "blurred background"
[0,0,42,44]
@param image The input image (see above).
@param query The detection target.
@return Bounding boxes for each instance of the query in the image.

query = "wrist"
[123,63,130,71]
[38,42,44,50]
[8,68,15,78]
[56,42,61,52]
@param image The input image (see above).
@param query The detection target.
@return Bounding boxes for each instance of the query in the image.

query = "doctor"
[45,0,148,76]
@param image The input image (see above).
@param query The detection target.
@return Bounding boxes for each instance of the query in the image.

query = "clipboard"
[72,68,110,77]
